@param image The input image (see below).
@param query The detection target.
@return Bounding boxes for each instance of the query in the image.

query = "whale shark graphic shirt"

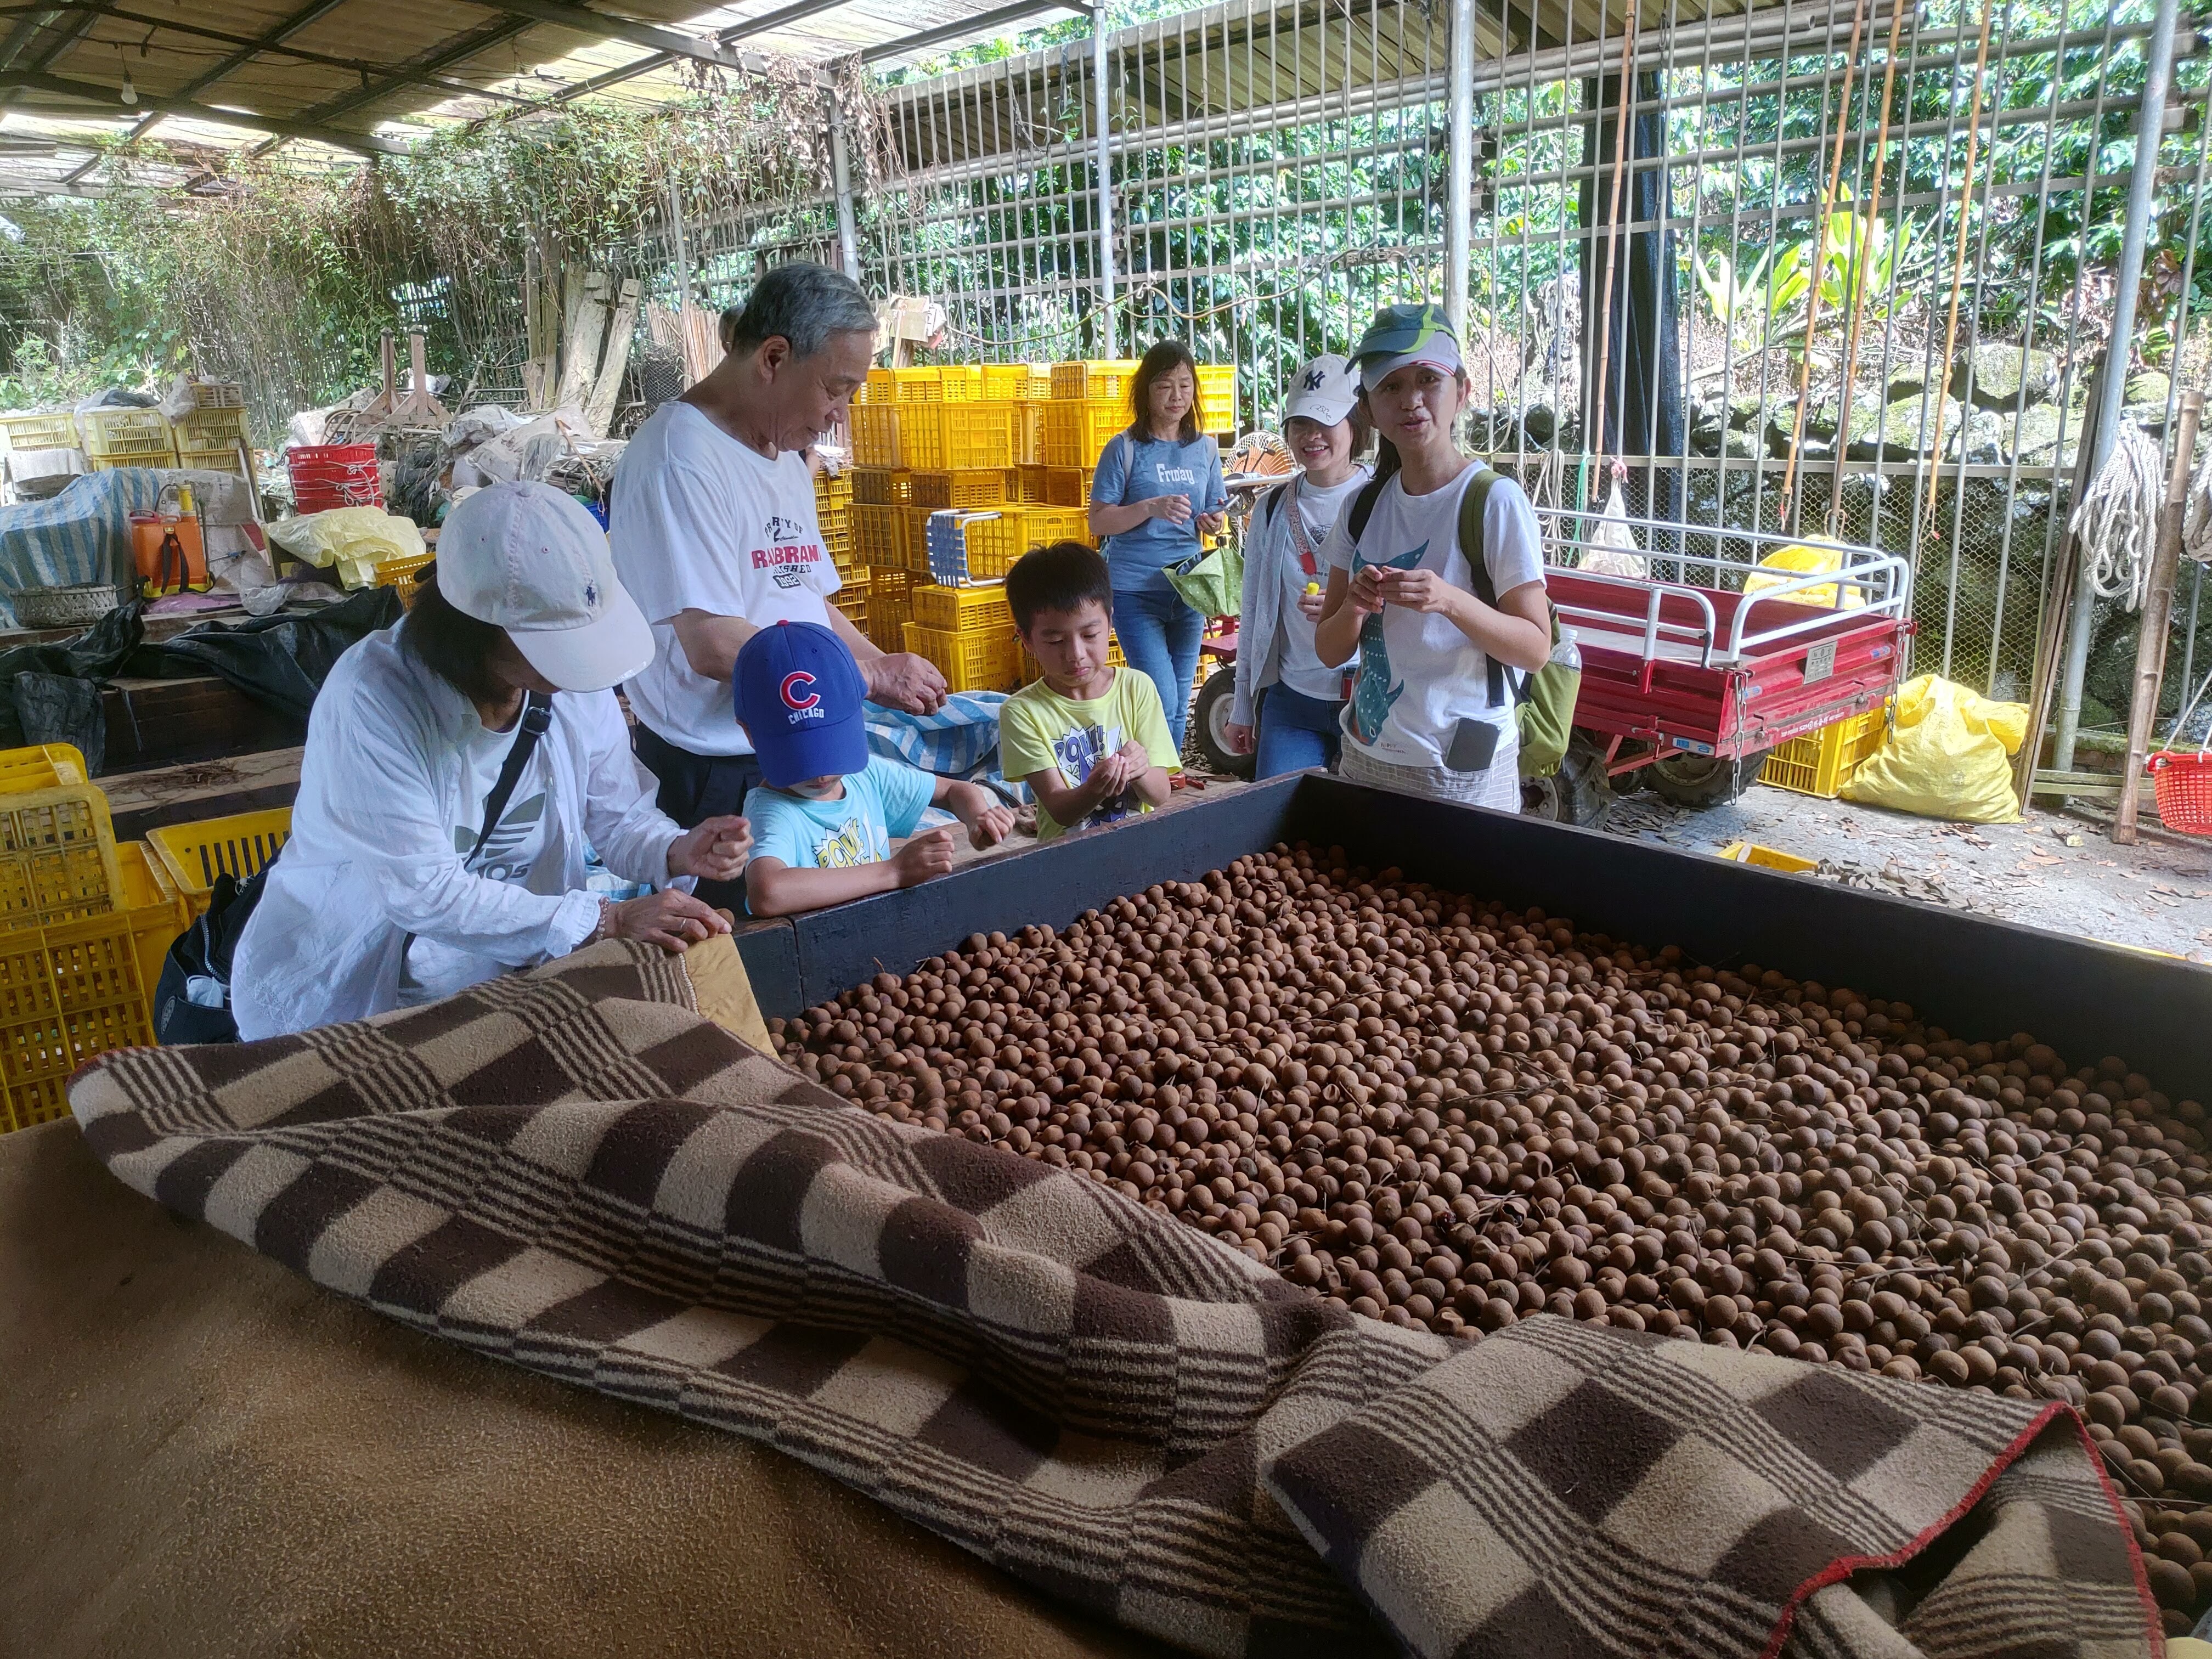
[1319,466,1546,768]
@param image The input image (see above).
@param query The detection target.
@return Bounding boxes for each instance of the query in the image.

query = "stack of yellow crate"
[904,581,1022,694]
[0,742,183,1134]
[80,408,177,472]
[1036,359,1235,506]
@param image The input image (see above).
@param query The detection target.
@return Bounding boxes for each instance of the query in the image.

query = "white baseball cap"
[436,480,653,693]
[1284,354,1359,427]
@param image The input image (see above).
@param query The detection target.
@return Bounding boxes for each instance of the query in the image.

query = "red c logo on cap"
[780,670,820,711]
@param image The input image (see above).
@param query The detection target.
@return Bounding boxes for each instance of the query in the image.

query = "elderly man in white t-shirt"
[610,261,946,907]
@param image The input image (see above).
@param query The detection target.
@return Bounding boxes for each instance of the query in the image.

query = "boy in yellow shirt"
[1000,541,1179,840]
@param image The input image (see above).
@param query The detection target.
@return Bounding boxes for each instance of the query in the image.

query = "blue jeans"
[1255,684,1343,778]
[1112,584,1204,754]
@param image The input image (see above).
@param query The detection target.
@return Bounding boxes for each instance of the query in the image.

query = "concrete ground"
[1604,782,2212,964]
[938,761,2212,966]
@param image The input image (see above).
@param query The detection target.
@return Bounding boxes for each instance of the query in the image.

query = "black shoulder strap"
[1455,467,1509,706]
[1261,478,1293,531]
[1345,472,1389,545]
[469,691,552,867]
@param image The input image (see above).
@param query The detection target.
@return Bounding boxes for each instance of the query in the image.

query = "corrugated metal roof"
[0,0,1088,194]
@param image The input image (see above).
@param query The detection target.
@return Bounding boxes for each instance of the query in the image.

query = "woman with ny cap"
[1311,303,1551,809]
[232,481,754,1040]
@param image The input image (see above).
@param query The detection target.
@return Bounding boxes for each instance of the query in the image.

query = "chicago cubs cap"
[733,620,870,788]
[1351,302,1463,392]
[437,479,652,693]
[1284,354,1358,428]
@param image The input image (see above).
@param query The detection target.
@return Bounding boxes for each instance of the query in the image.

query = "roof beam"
[281,15,533,128]
[0,69,408,151]
[859,0,1080,63]
[462,0,754,70]
[535,0,849,106]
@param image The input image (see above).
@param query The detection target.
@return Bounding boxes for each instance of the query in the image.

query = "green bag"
[1163,539,1244,620]
[1342,465,1582,778]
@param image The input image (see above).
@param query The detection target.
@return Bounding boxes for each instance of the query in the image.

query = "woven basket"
[14,582,121,629]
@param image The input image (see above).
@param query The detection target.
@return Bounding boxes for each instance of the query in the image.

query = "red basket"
[2148,750,2212,836]
[287,443,382,512]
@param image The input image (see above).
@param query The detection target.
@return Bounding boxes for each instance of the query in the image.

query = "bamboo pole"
[1776,0,1871,529]
[2114,390,2205,844]
[1582,5,1640,516]
[1921,0,1996,535]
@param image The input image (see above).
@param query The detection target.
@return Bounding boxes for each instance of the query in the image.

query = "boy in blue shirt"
[735,621,1013,916]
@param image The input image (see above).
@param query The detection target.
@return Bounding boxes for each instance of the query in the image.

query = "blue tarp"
[0,470,172,627]
[865,690,1026,804]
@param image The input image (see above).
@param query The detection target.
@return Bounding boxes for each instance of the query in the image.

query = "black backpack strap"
[1454,466,1510,707]
[469,691,552,867]
[1345,472,1388,545]
[1260,478,1293,532]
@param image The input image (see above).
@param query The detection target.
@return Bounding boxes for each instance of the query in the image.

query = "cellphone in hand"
[1443,716,1500,774]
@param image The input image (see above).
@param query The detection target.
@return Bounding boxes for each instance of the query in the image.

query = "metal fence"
[625,0,2208,742]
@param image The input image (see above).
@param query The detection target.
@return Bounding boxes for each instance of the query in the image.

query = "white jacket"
[234,626,686,1040]
[1230,470,1368,729]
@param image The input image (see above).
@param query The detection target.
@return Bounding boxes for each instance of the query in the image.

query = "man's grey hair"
[726,262,877,360]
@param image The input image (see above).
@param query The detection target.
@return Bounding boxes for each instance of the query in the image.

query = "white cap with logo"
[1284,354,1359,428]
[436,480,654,693]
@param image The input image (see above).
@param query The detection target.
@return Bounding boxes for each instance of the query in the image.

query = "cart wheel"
[1646,749,1771,809]
[1521,731,1613,826]
[1190,668,1254,779]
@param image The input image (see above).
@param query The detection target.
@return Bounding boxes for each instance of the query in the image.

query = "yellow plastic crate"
[868,568,916,652]
[851,503,906,568]
[1716,840,1819,873]
[851,467,912,506]
[850,403,905,469]
[1197,364,1236,435]
[1051,360,1143,401]
[0,909,151,1134]
[88,453,179,473]
[80,408,175,461]
[146,808,291,921]
[1016,465,1051,504]
[1014,401,1046,466]
[985,364,1050,400]
[0,783,121,927]
[0,743,88,792]
[902,507,942,574]
[902,620,1022,693]
[910,469,1014,511]
[969,506,1092,578]
[1759,706,1889,798]
[116,840,186,1006]
[912,582,1012,631]
[905,402,1017,472]
[1042,400,1126,469]
[1044,467,1093,507]
[813,469,853,512]
[171,405,250,455]
[0,411,78,451]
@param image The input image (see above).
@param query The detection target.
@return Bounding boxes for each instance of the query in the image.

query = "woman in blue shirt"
[1087,341,1227,753]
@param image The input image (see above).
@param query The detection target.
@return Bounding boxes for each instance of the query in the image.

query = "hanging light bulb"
[120,70,136,106]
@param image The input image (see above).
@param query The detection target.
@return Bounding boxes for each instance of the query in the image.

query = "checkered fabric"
[67,945,2157,1659]
[1264,1315,2158,1659]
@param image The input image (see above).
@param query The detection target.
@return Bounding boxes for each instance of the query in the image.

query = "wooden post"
[2114,388,2205,844]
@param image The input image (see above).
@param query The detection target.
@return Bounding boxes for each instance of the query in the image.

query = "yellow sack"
[1743,542,1866,610]
[264,507,425,590]
[1839,674,2028,823]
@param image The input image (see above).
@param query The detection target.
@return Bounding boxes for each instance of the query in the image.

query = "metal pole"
[1446,0,1475,341]
[2054,0,2178,770]
[1091,2,1117,357]
[827,85,863,281]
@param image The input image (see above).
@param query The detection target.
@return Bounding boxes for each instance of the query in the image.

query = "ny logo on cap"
[1303,368,1327,391]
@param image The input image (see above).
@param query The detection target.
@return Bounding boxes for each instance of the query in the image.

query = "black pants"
[633,723,761,915]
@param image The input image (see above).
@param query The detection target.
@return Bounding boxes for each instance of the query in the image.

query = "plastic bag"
[1744,543,1866,610]
[1839,674,2028,823]
[265,507,425,589]
[1163,540,1244,619]
[1579,482,1650,578]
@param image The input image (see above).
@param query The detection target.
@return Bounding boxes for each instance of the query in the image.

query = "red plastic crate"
[287,443,382,512]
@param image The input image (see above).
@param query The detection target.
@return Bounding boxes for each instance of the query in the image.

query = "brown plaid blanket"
[67,944,2157,1659]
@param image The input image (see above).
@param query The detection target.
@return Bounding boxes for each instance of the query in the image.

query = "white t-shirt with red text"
[609,402,843,756]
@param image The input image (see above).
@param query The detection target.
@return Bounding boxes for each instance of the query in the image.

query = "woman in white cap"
[1312,303,1551,809]
[232,480,753,1040]
[1222,354,1372,777]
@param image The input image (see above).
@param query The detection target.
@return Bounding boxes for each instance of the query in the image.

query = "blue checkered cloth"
[0,469,173,625]
[865,691,1029,804]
